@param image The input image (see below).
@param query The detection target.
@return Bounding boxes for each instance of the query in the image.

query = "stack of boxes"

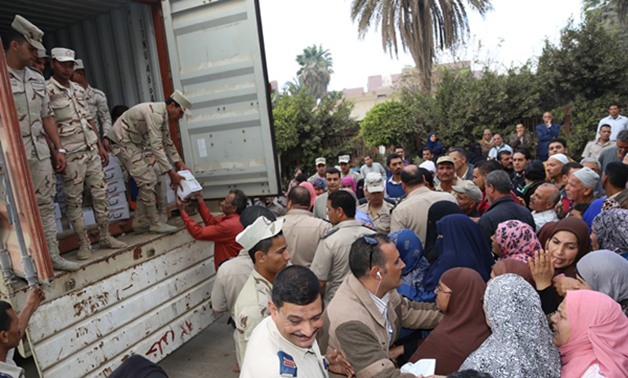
[104,154,130,222]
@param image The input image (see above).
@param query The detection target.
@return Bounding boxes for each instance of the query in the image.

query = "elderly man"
[435,156,458,193]
[310,191,372,305]
[597,102,628,141]
[448,147,474,181]
[233,215,290,365]
[529,183,560,232]
[487,133,513,160]
[546,153,569,185]
[478,170,535,243]
[391,165,456,246]
[308,157,327,184]
[452,180,483,217]
[313,167,341,220]
[107,90,191,233]
[583,124,615,160]
[241,265,353,378]
[282,186,331,267]
[536,111,561,161]
[357,172,394,233]
[565,167,600,216]
[359,153,386,179]
[599,130,628,171]
[47,47,126,259]
[320,234,442,378]
[5,15,78,270]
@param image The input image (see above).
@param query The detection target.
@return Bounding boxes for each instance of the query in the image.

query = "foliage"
[350,0,491,92]
[359,100,415,147]
[273,87,357,180]
[296,45,334,100]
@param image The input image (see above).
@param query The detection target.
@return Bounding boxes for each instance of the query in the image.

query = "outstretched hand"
[326,349,354,377]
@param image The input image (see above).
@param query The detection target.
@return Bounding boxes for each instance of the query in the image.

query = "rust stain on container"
[133,246,143,260]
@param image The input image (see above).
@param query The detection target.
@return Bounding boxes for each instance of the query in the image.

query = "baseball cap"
[236,216,283,252]
[74,59,85,70]
[171,90,192,112]
[51,47,76,63]
[315,157,326,166]
[452,180,483,203]
[365,172,385,193]
[338,155,350,164]
[11,15,45,51]
[436,156,455,165]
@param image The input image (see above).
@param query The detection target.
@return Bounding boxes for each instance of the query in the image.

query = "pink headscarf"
[298,181,317,209]
[494,220,541,263]
[560,290,628,377]
[340,176,357,193]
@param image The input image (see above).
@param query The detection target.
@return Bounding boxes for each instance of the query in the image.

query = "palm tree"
[351,0,491,92]
[296,45,334,100]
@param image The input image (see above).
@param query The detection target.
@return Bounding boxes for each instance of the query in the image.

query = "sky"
[258,0,584,92]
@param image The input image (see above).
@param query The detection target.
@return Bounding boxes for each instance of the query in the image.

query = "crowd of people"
[3,12,628,378]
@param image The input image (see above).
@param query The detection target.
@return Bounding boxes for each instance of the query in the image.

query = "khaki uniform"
[240,316,329,378]
[357,201,393,233]
[46,78,109,226]
[310,220,372,305]
[9,66,59,256]
[282,208,331,267]
[233,269,272,365]
[106,102,181,216]
[84,85,112,138]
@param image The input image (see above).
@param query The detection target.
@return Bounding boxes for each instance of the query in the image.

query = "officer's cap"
[11,15,45,51]
[170,90,192,112]
[37,49,48,59]
[236,216,284,253]
[74,59,85,70]
[51,47,76,63]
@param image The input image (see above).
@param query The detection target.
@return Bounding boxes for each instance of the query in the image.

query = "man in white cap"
[71,59,112,139]
[233,216,290,365]
[435,155,458,193]
[357,172,393,233]
[47,46,126,260]
[5,15,79,270]
[307,157,327,184]
[338,154,360,183]
[106,90,191,233]
[452,180,483,217]
[565,167,600,214]
[546,153,569,185]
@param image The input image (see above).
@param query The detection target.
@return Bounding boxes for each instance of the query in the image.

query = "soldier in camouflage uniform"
[46,47,126,260]
[5,15,79,271]
[106,91,190,233]
[70,59,112,139]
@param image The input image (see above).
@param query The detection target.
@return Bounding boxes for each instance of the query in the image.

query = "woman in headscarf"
[491,220,541,263]
[591,209,628,257]
[420,214,494,302]
[551,290,628,377]
[424,133,444,158]
[490,259,534,286]
[537,221,557,247]
[409,268,491,375]
[461,274,561,378]
[340,176,357,194]
[423,201,464,263]
[529,217,592,314]
[389,229,430,302]
[298,180,317,210]
[553,250,628,316]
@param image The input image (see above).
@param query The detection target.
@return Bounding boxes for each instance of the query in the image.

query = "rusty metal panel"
[26,236,217,377]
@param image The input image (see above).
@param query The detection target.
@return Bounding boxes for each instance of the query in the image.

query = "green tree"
[350,0,491,92]
[360,100,415,147]
[296,45,334,100]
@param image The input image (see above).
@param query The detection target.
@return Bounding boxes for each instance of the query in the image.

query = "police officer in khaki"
[5,15,79,271]
[46,47,126,260]
[106,91,190,233]
[70,59,112,139]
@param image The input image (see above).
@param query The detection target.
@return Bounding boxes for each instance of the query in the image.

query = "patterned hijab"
[409,268,491,375]
[494,220,541,263]
[576,250,628,315]
[390,229,430,302]
[460,274,561,378]
[560,290,628,377]
[592,209,628,253]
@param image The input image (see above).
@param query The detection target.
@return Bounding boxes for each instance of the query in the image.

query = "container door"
[161,0,280,198]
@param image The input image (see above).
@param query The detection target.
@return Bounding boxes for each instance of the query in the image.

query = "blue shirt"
[385,177,405,200]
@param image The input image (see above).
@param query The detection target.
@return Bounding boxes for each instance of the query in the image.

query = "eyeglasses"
[363,235,378,268]
[434,285,453,295]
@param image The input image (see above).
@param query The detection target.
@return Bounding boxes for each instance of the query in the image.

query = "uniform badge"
[278,351,297,377]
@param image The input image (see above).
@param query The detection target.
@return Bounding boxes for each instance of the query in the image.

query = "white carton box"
[107,178,126,197]
[104,163,123,181]
[53,203,62,220]
[108,203,130,221]
[83,208,95,226]
[107,192,127,207]
[55,218,63,233]
[177,170,203,200]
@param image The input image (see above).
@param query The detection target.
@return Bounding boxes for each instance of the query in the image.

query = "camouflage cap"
[11,15,45,51]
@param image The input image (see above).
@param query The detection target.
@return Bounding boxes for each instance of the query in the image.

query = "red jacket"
[181,201,243,270]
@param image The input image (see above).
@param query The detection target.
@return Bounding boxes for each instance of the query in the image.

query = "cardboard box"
[107,192,127,207]
[106,179,126,197]
[177,170,203,200]
[104,163,123,181]
[108,203,130,221]
[54,203,62,219]
[82,208,95,226]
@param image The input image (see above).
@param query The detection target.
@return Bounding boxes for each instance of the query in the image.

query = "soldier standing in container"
[70,59,112,140]
[106,91,190,233]
[46,47,127,260]
[4,15,79,270]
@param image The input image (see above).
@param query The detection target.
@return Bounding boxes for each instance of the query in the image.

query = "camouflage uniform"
[46,77,124,256]
[106,102,181,228]
[84,85,112,138]
[9,66,60,261]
